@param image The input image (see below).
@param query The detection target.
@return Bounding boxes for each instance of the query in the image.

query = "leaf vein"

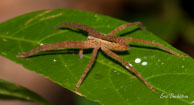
[108,70,130,105]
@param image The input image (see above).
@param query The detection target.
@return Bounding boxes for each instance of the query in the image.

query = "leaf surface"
[0,9,194,105]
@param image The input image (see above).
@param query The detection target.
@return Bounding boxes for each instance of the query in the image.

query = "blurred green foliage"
[121,0,194,45]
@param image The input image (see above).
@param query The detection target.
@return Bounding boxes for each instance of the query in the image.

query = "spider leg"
[17,41,95,58]
[108,21,145,36]
[74,48,99,93]
[101,47,158,93]
[55,22,103,37]
[79,49,83,59]
[124,38,186,57]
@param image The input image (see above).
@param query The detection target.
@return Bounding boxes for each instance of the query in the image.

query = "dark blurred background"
[0,0,194,105]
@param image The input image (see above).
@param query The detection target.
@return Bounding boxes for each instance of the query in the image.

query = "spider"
[17,21,186,95]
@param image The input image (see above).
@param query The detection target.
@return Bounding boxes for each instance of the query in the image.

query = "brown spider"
[17,21,186,95]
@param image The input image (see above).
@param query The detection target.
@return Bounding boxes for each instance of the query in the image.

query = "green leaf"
[0,9,194,105]
[0,79,50,105]
[75,95,100,105]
